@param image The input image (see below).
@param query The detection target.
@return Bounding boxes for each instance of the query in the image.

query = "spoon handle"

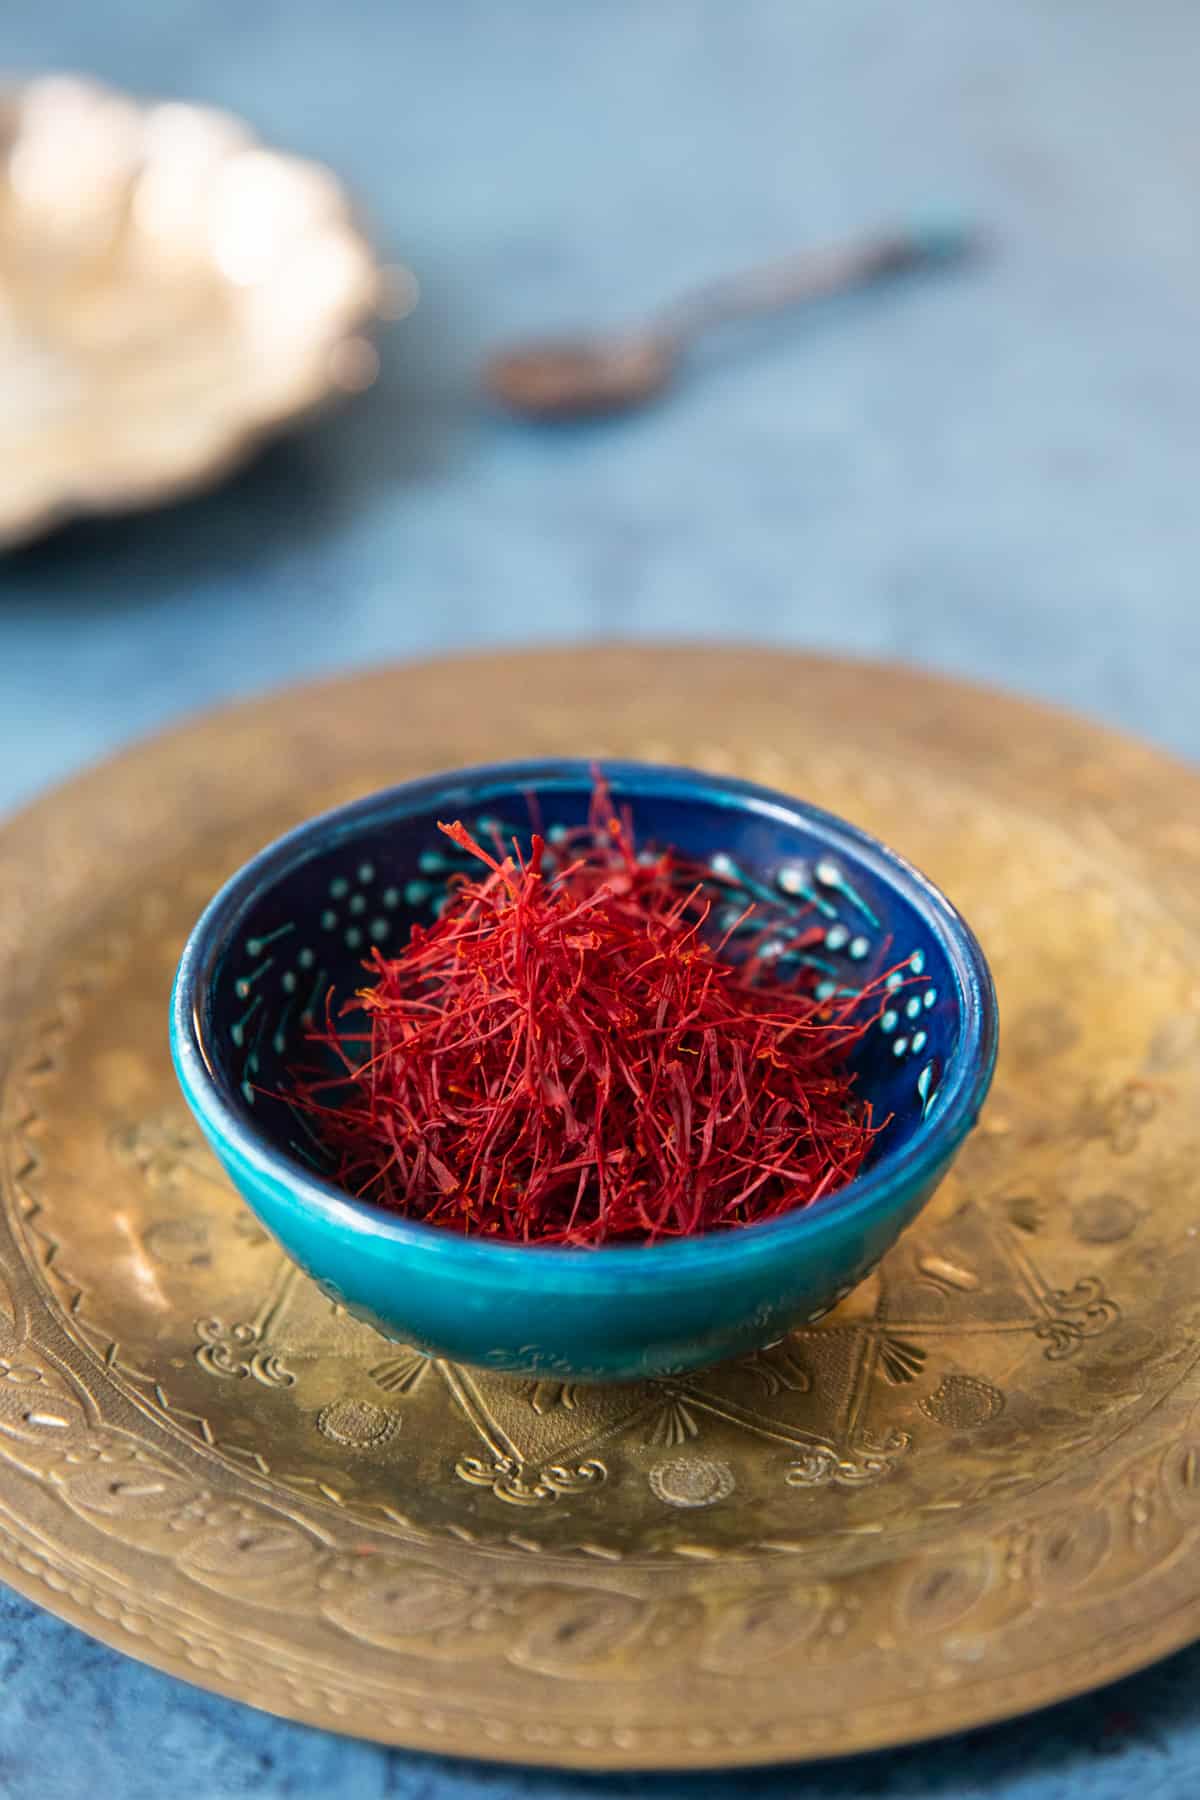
[657,222,975,341]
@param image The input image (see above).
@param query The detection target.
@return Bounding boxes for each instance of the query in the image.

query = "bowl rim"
[171,757,998,1274]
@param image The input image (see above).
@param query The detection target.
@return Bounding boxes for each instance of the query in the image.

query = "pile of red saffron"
[290,800,891,1245]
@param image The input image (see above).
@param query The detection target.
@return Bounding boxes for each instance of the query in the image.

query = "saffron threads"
[288,798,898,1246]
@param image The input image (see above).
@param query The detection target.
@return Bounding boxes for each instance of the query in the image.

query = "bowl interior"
[191,765,971,1217]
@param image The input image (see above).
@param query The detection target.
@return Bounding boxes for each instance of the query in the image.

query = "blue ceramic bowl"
[171,759,997,1381]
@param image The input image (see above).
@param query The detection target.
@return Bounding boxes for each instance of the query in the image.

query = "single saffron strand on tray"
[288,795,897,1245]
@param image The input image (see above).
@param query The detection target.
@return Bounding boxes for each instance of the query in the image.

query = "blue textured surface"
[2,0,1199,1794]
[172,760,994,1376]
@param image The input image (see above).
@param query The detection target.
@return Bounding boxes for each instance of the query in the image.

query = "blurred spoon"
[483,221,977,421]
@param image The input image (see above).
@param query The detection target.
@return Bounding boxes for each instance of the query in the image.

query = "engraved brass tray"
[2,647,1200,1770]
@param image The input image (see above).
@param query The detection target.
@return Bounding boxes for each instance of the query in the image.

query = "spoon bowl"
[484,334,675,419]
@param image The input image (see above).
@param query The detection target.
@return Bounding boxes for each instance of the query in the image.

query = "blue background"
[2,1,1198,1794]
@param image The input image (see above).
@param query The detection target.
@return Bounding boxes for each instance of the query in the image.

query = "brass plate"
[0,75,395,547]
[2,647,1200,1770]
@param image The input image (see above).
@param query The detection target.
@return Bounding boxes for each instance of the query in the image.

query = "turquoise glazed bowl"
[171,759,997,1381]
